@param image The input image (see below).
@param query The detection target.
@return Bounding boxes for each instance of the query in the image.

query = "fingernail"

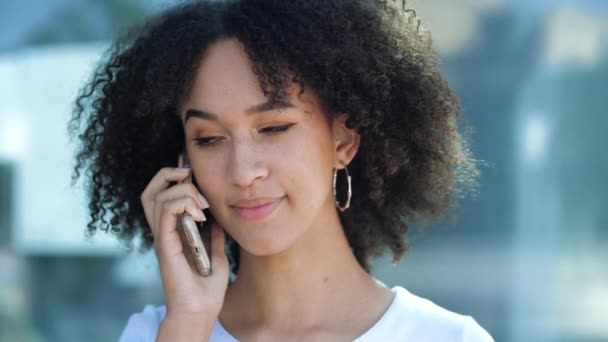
[196,210,206,221]
[176,167,190,173]
[198,194,210,208]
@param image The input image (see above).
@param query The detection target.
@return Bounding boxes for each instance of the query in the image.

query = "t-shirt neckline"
[215,286,402,342]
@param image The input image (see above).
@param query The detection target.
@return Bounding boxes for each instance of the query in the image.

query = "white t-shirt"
[118,286,494,341]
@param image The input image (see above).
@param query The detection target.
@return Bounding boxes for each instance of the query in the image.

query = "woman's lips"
[232,197,283,220]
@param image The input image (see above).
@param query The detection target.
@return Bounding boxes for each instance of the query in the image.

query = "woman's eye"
[260,123,295,134]
[193,124,295,148]
[193,136,223,147]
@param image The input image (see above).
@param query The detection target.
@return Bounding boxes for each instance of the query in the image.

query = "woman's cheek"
[193,159,225,201]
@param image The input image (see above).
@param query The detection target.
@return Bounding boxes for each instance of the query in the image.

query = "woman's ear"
[333,113,361,168]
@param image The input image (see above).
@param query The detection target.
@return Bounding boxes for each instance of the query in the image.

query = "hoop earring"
[333,166,352,212]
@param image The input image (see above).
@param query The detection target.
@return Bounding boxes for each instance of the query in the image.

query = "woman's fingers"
[151,183,209,237]
[155,183,209,210]
[154,196,206,256]
[140,167,191,232]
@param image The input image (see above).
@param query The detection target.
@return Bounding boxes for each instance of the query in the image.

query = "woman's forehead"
[188,39,262,104]
[182,39,327,123]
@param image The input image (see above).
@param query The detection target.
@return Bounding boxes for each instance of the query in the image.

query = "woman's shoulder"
[118,304,236,342]
[118,304,166,342]
[360,286,494,342]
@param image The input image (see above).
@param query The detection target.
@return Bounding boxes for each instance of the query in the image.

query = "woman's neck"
[218,203,393,338]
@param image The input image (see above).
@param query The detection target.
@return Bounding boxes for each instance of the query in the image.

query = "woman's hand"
[140,160,230,320]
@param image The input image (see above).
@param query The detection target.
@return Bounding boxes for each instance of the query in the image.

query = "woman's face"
[181,38,351,256]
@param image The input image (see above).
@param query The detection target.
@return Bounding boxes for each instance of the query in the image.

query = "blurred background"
[0,0,607,341]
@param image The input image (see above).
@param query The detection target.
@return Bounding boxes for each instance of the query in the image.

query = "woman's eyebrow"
[185,99,294,123]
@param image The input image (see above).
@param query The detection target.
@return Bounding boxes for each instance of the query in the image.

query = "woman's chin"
[232,231,298,257]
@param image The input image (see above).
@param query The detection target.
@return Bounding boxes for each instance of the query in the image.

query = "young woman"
[69,0,492,340]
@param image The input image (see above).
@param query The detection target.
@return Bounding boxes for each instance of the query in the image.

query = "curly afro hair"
[68,0,478,274]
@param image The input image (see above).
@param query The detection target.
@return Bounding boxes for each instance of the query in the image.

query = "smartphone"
[178,152,212,276]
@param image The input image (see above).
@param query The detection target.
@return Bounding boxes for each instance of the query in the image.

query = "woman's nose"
[227,140,269,188]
